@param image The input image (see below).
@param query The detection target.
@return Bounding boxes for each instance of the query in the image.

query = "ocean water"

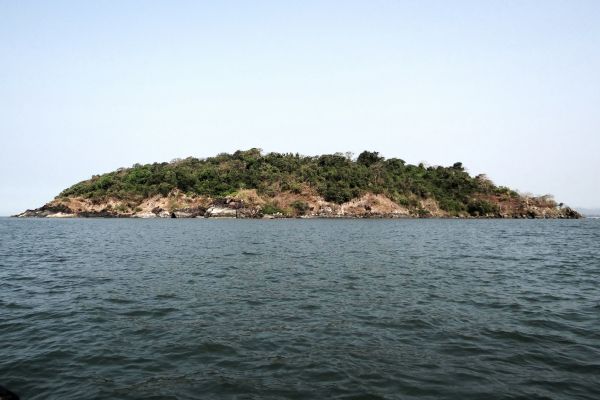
[1,218,599,400]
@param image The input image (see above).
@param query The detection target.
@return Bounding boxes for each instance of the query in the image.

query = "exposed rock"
[46,212,76,218]
[172,208,204,218]
[205,206,237,218]
[16,202,75,217]
[77,211,122,218]
[480,194,582,219]
[15,209,45,217]
[316,205,335,216]
[15,189,582,219]
[134,211,158,219]
[340,193,410,217]
[231,189,266,206]
[417,198,446,217]
[236,207,262,218]
[563,207,581,219]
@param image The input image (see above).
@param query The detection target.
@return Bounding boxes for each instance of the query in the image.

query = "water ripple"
[1,218,599,399]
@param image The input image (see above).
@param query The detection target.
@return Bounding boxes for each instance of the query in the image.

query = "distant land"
[16,149,581,219]
[576,208,600,218]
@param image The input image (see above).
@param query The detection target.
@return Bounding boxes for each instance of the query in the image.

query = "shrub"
[261,203,283,215]
[290,200,310,215]
[416,208,430,217]
[467,200,499,216]
[357,151,384,166]
[115,203,129,213]
[438,198,465,214]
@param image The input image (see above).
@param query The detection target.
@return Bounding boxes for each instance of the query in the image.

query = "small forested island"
[17,149,581,219]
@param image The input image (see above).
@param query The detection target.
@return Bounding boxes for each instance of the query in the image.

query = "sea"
[1,218,599,400]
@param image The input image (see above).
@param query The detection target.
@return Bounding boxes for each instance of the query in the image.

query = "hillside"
[17,149,581,218]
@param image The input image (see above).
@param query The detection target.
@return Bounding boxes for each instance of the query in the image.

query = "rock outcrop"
[15,188,582,219]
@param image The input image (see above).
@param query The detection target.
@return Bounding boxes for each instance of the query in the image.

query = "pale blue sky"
[1,1,599,215]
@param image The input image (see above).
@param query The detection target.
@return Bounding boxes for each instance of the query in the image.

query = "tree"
[357,151,384,166]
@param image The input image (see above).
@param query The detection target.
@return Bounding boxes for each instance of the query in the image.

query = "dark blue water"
[1,218,599,399]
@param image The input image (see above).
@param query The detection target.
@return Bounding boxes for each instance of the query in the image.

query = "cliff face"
[16,188,581,219]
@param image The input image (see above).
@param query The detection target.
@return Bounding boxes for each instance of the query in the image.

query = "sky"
[1,1,599,215]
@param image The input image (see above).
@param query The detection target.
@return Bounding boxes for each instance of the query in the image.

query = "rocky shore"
[15,189,581,219]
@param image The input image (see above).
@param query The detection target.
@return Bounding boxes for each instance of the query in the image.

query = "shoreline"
[11,214,585,220]
[13,191,583,220]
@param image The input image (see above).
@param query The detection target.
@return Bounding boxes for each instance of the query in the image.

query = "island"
[16,149,581,219]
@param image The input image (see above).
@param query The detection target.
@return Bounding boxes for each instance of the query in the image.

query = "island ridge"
[16,149,581,219]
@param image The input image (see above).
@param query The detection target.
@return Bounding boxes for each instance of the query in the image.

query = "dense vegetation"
[60,149,518,215]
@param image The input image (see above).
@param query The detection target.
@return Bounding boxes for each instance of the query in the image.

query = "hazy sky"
[1,1,599,215]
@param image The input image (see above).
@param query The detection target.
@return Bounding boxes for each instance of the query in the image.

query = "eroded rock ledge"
[15,189,581,219]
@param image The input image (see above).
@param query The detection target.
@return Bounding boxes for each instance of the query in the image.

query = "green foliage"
[494,186,519,197]
[57,149,511,211]
[392,193,418,208]
[467,200,499,216]
[261,203,283,215]
[452,162,464,171]
[438,198,465,215]
[114,203,129,213]
[416,208,431,217]
[357,151,384,166]
[290,200,310,215]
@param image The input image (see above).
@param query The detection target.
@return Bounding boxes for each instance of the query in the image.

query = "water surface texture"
[1,218,599,399]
